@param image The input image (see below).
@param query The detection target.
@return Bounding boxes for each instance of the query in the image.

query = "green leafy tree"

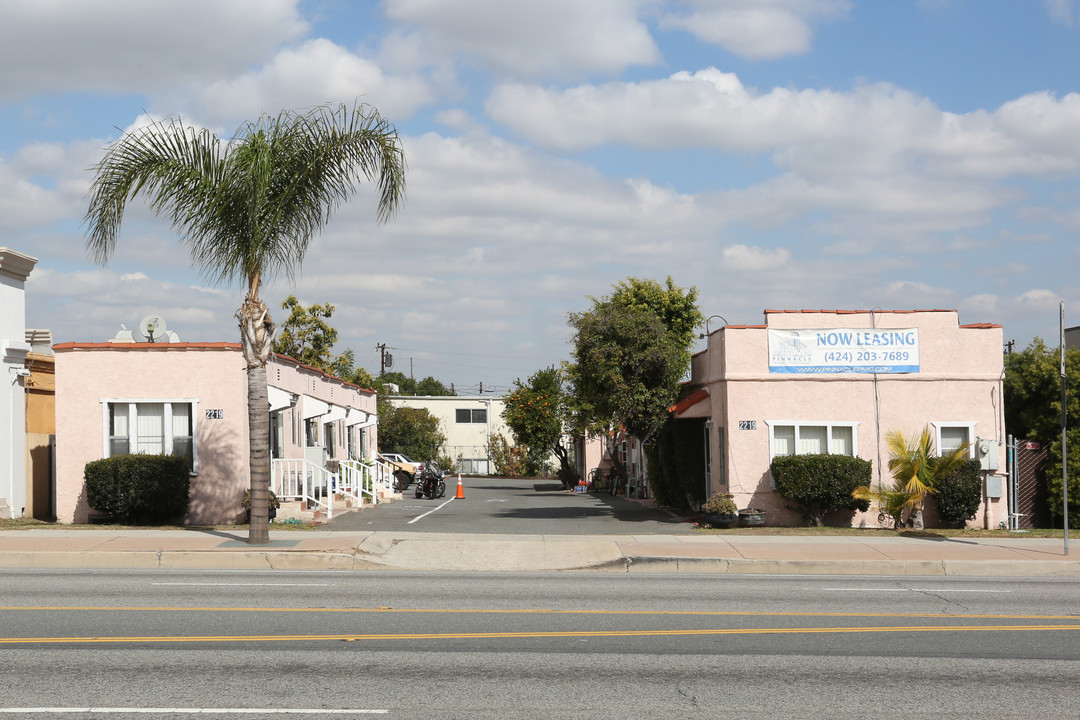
[378,403,445,463]
[273,296,345,369]
[380,371,416,395]
[415,376,453,396]
[609,275,703,372]
[377,372,453,396]
[271,297,377,387]
[503,366,575,486]
[83,102,406,544]
[566,277,702,478]
[1004,340,1080,526]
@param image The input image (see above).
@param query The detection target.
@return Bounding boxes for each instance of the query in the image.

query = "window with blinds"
[105,401,197,472]
[770,422,858,459]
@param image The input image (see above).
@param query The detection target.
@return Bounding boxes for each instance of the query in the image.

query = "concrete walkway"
[1,528,1078,576]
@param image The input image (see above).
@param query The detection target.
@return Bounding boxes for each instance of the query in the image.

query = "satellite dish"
[138,314,167,343]
[384,352,394,370]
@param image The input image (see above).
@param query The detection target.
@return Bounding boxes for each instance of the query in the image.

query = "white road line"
[150,583,334,587]
[0,709,387,715]
[407,497,455,524]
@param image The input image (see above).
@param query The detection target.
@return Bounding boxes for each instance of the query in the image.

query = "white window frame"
[766,421,860,460]
[932,422,977,459]
[766,420,859,488]
[100,398,200,474]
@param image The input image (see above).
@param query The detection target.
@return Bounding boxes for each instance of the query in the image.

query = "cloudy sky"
[4,0,1079,393]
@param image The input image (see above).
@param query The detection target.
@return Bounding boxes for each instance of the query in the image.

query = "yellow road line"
[3,606,1080,621]
[3,624,1080,644]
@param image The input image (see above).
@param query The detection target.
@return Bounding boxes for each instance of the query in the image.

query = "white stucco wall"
[386,395,510,473]
[0,248,37,519]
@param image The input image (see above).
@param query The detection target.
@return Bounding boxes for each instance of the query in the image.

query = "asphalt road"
[326,475,698,534]
[4,570,1080,718]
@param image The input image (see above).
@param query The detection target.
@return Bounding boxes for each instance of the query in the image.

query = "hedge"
[771,454,872,526]
[934,458,983,528]
[84,454,191,524]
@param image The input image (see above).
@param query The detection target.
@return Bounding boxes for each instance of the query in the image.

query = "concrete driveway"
[325,476,698,534]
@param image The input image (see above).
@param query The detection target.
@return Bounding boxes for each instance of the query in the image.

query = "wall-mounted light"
[699,315,729,339]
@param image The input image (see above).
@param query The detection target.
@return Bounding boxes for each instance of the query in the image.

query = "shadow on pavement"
[183,527,248,542]
[899,530,979,545]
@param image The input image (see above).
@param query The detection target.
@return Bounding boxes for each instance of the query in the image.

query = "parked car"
[378,453,421,492]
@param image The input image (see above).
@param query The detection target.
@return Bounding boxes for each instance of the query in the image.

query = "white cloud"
[1017,288,1062,307]
[659,0,852,60]
[489,71,1080,182]
[721,244,790,270]
[382,0,660,79]
[0,140,102,234]
[168,39,437,128]
[1044,0,1076,25]
[0,0,307,100]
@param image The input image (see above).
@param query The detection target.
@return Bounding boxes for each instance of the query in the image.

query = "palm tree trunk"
[239,296,275,545]
[911,503,925,531]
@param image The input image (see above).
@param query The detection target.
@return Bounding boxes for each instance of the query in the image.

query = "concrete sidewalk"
[1,528,1078,576]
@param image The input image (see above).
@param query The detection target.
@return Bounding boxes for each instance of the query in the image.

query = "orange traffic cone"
[455,474,465,499]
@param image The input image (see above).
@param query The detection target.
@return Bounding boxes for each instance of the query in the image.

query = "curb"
[622,555,1080,577]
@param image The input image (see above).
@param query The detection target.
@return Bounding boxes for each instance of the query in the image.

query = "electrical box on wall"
[985,476,1003,499]
[976,437,999,471]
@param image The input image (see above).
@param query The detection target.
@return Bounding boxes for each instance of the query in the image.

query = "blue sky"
[3,0,1079,393]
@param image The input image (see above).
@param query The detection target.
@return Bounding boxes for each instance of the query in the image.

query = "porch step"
[276,491,401,525]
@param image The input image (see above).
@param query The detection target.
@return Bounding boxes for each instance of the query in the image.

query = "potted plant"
[242,489,280,522]
[701,493,738,529]
[739,507,766,527]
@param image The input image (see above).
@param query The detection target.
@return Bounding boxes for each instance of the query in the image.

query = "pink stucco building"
[674,309,1007,528]
[54,342,377,524]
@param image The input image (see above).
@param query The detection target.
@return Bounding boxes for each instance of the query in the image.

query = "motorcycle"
[414,462,446,499]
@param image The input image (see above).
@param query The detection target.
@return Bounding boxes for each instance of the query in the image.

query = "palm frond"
[84,102,407,293]
[83,118,225,265]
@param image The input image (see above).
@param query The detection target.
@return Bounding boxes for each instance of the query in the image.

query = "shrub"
[771,454,872,526]
[701,493,737,516]
[84,454,191,524]
[242,489,281,510]
[934,458,983,527]
[487,433,526,476]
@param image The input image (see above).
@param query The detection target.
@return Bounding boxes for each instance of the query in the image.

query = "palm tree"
[855,426,971,530]
[83,102,406,544]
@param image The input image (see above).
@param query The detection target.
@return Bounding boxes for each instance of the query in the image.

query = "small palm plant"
[853,478,913,529]
[854,426,971,530]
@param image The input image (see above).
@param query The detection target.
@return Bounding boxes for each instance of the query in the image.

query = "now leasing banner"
[768,328,920,374]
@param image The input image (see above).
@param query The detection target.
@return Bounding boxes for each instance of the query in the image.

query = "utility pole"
[377,343,393,377]
[1061,301,1069,556]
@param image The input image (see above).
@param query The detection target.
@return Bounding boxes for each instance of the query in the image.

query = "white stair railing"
[271,458,334,519]
[338,459,377,506]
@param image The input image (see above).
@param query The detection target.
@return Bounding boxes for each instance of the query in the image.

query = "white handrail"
[272,456,402,520]
[271,458,334,519]
[339,459,377,505]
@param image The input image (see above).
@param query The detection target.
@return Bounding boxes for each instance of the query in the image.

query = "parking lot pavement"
[324,476,699,535]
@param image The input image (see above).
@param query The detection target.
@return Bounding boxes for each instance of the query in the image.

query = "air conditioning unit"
[976,437,999,471]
